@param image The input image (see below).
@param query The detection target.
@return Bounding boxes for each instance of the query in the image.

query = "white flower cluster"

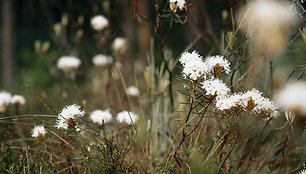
[116,111,138,125]
[169,0,185,12]
[179,51,231,81]
[92,54,113,67]
[240,88,263,109]
[204,55,231,75]
[253,97,279,118]
[274,81,306,117]
[55,104,85,130]
[57,56,81,72]
[32,125,47,138]
[126,86,140,97]
[201,78,230,99]
[179,50,279,119]
[179,51,208,81]
[0,91,26,112]
[90,110,112,124]
[215,93,242,111]
[91,15,109,31]
[215,88,279,118]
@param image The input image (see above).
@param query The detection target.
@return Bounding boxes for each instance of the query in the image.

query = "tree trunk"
[1,0,16,90]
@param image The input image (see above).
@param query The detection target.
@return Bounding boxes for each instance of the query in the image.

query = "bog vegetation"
[0,0,305,173]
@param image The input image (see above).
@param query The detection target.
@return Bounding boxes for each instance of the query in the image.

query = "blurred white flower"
[238,0,297,56]
[126,86,139,97]
[0,91,12,105]
[204,55,231,75]
[90,110,112,124]
[112,37,127,53]
[92,54,113,67]
[0,91,12,112]
[298,169,306,174]
[169,0,185,12]
[32,125,46,138]
[201,78,230,99]
[274,81,306,116]
[55,104,85,130]
[57,56,81,72]
[11,95,26,105]
[117,111,138,125]
[91,15,109,31]
[179,51,209,81]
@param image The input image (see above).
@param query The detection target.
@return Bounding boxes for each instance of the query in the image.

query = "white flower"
[274,81,306,116]
[240,88,263,110]
[169,0,185,12]
[201,78,230,99]
[204,55,231,75]
[117,111,138,125]
[298,169,306,174]
[90,110,112,124]
[91,15,109,31]
[92,54,113,67]
[55,104,85,130]
[238,0,297,56]
[32,125,46,137]
[11,95,26,105]
[0,91,12,105]
[126,86,139,97]
[112,37,127,53]
[179,51,209,81]
[57,56,81,72]
[253,97,279,118]
[215,93,242,111]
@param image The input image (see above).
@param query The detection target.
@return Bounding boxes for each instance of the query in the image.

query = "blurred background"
[0,0,305,107]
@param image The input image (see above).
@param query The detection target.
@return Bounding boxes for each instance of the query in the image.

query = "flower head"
[92,54,113,67]
[179,51,209,81]
[32,125,46,138]
[238,0,297,56]
[55,104,85,130]
[169,0,185,12]
[215,93,243,112]
[0,91,12,105]
[298,169,306,174]
[117,111,138,125]
[240,88,263,110]
[11,95,26,105]
[90,110,112,124]
[201,78,230,99]
[91,15,109,31]
[253,97,279,118]
[112,37,127,53]
[274,81,306,117]
[204,55,231,75]
[126,86,140,97]
[0,91,12,112]
[57,56,81,72]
